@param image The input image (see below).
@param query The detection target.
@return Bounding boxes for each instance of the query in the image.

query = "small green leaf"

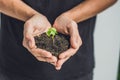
[46,27,58,39]
[46,30,51,37]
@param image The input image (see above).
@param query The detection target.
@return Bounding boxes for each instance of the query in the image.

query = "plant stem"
[52,38,55,46]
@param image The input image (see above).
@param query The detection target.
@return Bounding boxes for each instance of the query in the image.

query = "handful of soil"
[34,32,70,57]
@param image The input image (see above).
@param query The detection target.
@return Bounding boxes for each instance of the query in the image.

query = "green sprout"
[46,27,58,39]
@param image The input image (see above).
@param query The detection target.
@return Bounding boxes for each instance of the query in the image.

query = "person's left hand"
[53,13,82,70]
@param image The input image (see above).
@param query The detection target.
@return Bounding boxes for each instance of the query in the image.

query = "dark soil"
[34,33,70,57]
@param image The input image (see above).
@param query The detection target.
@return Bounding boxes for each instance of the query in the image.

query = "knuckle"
[24,21,31,27]
[30,49,35,53]
[25,34,30,39]
[70,21,77,27]
[67,22,73,28]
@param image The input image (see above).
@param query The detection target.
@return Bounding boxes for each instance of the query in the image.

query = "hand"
[53,14,82,70]
[23,13,57,65]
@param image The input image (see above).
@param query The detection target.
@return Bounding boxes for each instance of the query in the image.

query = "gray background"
[94,1,120,80]
[0,1,120,80]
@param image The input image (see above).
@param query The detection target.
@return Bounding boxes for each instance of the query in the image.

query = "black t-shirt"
[0,0,96,80]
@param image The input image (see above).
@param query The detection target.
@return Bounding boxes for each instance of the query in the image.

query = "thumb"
[28,35,35,49]
[24,25,35,49]
[70,34,77,49]
[25,33,35,49]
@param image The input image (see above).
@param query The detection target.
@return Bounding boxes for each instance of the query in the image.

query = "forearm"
[63,0,117,23]
[0,0,38,21]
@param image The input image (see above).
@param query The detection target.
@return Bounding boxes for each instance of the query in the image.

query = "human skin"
[53,0,117,70]
[0,0,117,70]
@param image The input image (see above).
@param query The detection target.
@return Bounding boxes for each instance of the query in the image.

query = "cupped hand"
[53,14,82,70]
[23,13,57,65]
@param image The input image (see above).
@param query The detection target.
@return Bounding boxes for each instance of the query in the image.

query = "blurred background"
[0,1,120,80]
[118,57,120,80]
[94,1,120,80]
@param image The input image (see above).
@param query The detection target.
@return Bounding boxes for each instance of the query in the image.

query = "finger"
[68,22,79,49]
[28,35,36,49]
[36,56,47,62]
[36,56,57,62]
[23,37,28,48]
[34,26,46,34]
[23,36,36,55]
[53,21,65,34]
[59,48,76,59]
[33,29,41,36]
[44,25,51,32]
[24,24,36,49]
[31,48,52,58]
[23,37,32,51]
[45,56,57,63]
[36,56,57,66]
[55,57,69,70]
[25,32,35,49]
[50,62,56,66]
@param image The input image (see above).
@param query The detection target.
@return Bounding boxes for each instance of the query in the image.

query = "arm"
[0,0,57,65]
[0,0,38,21]
[54,0,117,70]
[63,0,117,23]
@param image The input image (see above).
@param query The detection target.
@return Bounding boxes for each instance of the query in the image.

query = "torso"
[0,0,96,80]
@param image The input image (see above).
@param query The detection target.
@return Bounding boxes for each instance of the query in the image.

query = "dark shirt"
[0,0,96,80]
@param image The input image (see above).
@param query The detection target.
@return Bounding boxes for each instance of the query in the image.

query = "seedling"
[46,27,58,39]
[34,27,69,57]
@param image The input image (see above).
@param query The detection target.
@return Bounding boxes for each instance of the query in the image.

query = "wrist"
[25,11,39,21]
[62,11,78,23]
[25,12,46,22]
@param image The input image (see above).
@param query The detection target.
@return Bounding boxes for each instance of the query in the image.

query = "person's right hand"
[23,13,57,65]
